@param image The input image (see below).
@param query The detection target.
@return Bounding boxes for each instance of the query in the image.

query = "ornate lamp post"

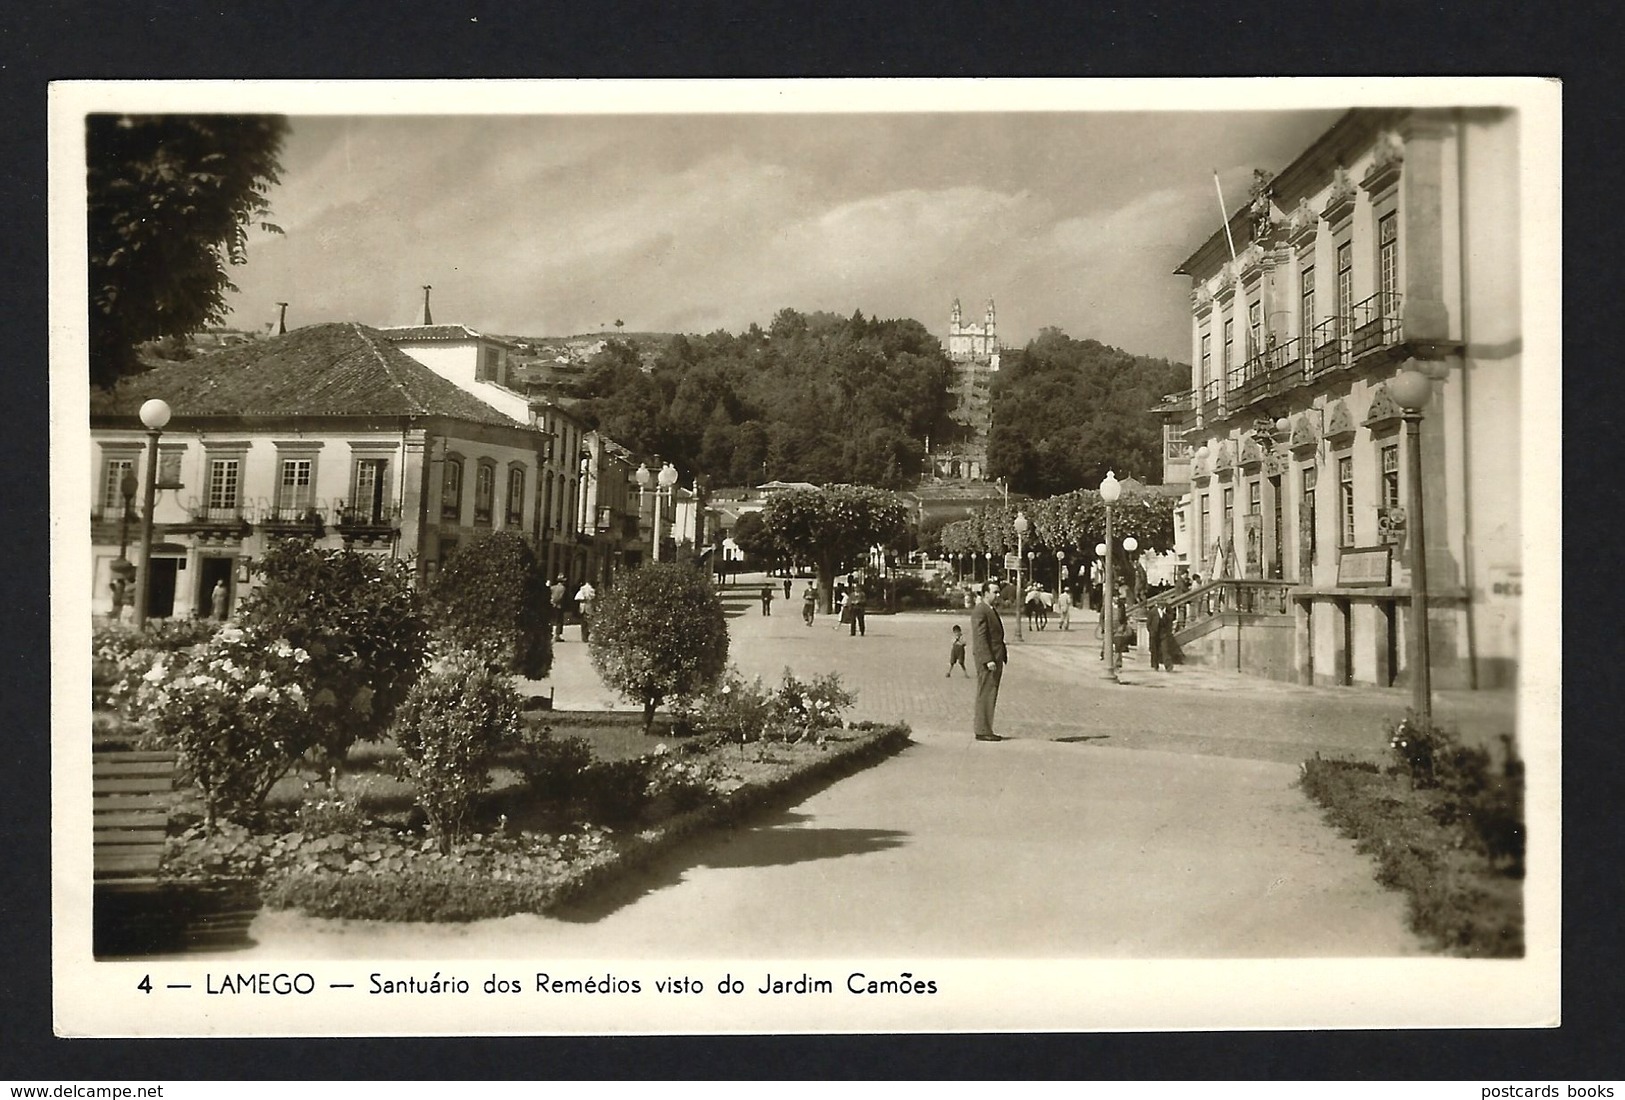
[1123,535,1139,602]
[1012,511,1029,641]
[1390,365,1434,725]
[1099,469,1122,681]
[132,398,171,630]
[635,461,681,562]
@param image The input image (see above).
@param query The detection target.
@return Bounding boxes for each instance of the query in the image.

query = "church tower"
[934,294,1000,481]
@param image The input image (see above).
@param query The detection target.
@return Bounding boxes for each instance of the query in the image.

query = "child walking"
[947,624,968,677]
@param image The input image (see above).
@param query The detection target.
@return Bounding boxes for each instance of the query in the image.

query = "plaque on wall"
[1336,545,1392,587]
[1243,514,1262,578]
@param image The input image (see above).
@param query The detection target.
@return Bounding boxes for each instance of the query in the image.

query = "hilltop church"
[929,297,1000,481]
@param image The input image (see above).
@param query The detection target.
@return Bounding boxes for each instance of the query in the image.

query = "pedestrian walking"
[1146,601,1165,670]
[835,583,849,631]
[971,580,1008,741]
[782,577,792,600]
[848,582,866,637]
[802,582,817,626]
[1056,588,1072,631]
[946,624,968,677]
[575,580,597,643]
[209,579,230,621]
[760,584,773,616]
[550,575,567,641]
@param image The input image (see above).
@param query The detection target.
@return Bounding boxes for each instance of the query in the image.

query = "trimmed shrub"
[427,530,553,679]
[236,539,430,765]
[391,656,523,853]
[588,562,728,732]
[515,726,595,804]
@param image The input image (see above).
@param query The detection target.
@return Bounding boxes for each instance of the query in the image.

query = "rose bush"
[136,623,317,830]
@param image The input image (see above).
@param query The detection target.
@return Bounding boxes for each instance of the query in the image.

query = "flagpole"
[1213,169,1239,265]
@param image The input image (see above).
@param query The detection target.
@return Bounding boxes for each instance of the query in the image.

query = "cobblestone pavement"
[542,578,1517,767]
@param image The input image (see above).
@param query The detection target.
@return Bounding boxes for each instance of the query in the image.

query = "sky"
[223,108,1343,364]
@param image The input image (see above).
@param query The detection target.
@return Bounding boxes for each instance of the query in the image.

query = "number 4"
[137,974,151,993]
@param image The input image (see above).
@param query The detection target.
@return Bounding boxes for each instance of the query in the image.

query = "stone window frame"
[98,442,142,516]
[348,441,397,524]
[505,462,526,528]
[1337,451,1356,548]
[441,451,466,523]
[473,458,497,527]
[272,440,324,519]
[202,442,251,516]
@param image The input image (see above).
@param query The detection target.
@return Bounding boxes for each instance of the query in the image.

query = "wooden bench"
[93,750,178,887]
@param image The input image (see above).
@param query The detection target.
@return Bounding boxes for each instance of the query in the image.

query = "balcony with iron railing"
[259,503,326,535]
[1200,378,1226,422]
[1310,316,1348,378]
[333,499,403,540]
[1349,291,1404,360]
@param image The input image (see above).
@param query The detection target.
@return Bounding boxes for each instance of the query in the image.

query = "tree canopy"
[567,309,954,490]
[938,483,1178,581]
[986,328,1188,496]
[87,113,288,389]
[762,485,909,611]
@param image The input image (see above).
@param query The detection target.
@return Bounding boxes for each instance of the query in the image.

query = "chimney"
[275,302,289,335]
[420,285,433,326]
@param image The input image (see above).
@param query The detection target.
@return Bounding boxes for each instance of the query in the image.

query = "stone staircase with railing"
[1138,578,1297,682]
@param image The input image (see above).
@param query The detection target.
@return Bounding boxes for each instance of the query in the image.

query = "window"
[1338,456,1355,546]
[207,458,240,516]
[1300,266,1316,337]
[506,466,525,527]
[1381,443,1400,511]
[478,345,500,383]
[101,456,135,514]
[1378,212,1399,315]
[1336,240,1354,332]
[1200,333,1212,391]
[442,456,464,522]
[1248,480,1262,515]
[353,458,388,523]
[474,462,495,525]
[1247,299,1262,363]
[276,458,314,518]
[1222,486,1235,540]
[1197,494,1209,554]
[1222,318,1234,375]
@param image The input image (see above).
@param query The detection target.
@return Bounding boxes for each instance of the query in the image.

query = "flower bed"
[249,720,910,922]
[1299,712,1524,957]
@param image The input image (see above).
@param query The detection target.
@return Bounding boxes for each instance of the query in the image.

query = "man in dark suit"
[971,580,1009,741]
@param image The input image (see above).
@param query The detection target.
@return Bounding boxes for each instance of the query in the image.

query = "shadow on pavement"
[548,810,909,924]
[1052,734,1111,743]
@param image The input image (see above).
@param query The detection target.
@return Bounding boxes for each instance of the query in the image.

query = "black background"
[2,0,1611,1081]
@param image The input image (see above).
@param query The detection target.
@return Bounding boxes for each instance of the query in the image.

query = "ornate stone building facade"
[1167,107,1522,691]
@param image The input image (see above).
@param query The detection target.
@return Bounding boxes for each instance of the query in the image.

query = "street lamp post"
[132,398,171,630]
[1013,511,1029,641]
[1099,470,1122,681]
[634,461,681,562]
[1391,366,1434,726]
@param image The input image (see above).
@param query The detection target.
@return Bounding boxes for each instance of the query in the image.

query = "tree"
[427,531,553,679]
[763,485,909,612]
[730,510,778,570]
[235,539,430,767]
[87,114,288,389]
[588,563,729,733]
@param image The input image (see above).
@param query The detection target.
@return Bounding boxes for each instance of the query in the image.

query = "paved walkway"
[222,575,1516,960]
